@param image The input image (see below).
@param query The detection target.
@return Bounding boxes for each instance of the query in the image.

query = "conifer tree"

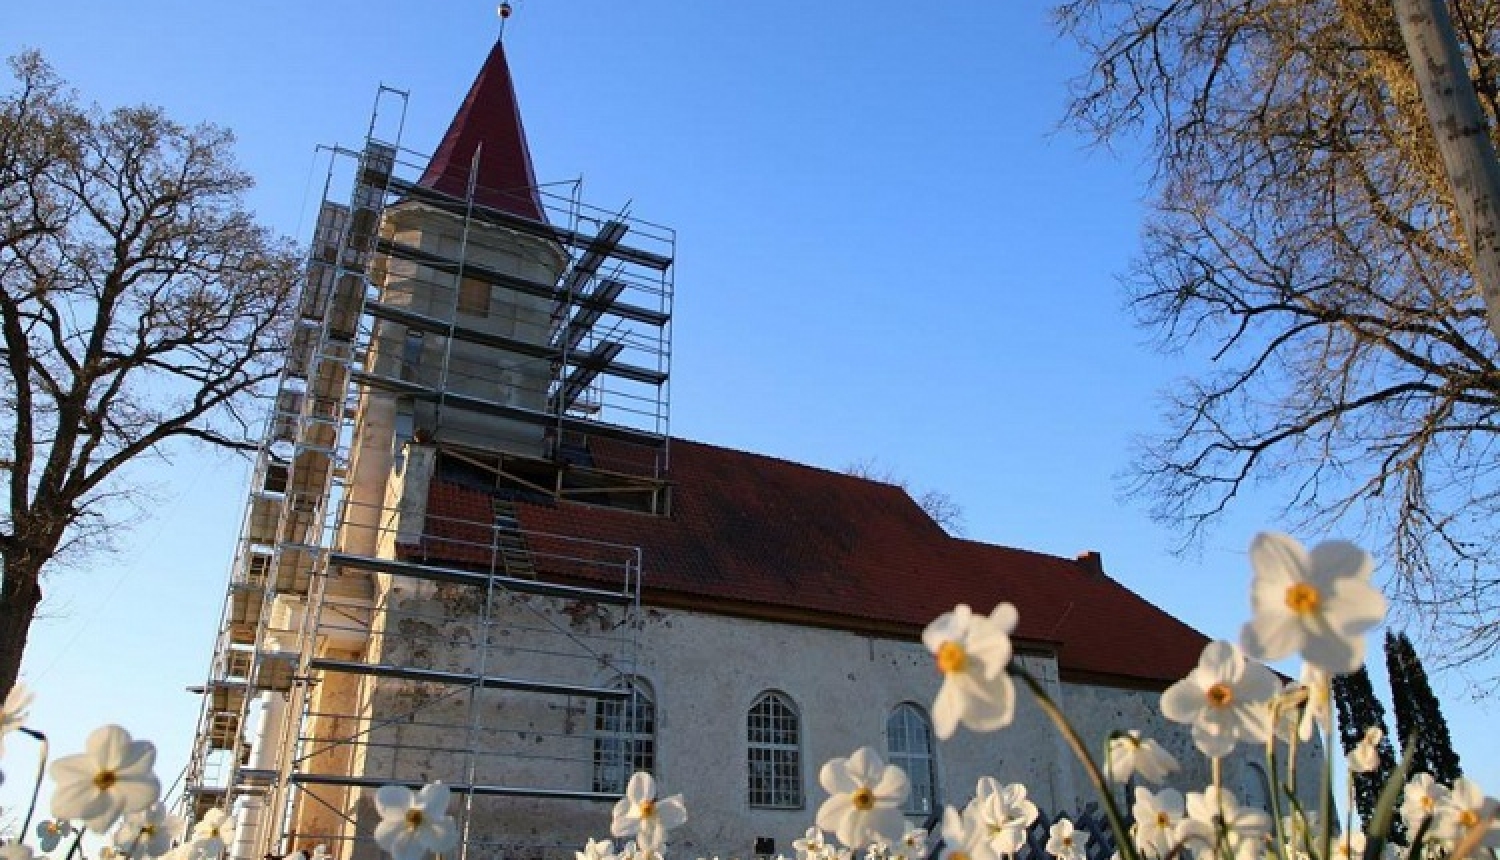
[1332,667,1401,835]
[1385,631,1463,783]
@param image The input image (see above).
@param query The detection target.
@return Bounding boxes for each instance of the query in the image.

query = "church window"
[887,703,939,817]
[593,679,655,794]
[747,691,802,809]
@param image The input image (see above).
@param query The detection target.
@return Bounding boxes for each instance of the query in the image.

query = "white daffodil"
[923,604,1019,739]
[49,725,160,833]
[190,808,236,858]
[577,838,616,860]
[113,802,186,859]
[1434,778,1500,854]
[936,805,986,860]
[1290,665,1331,743]
[968,778,1038,859]
[794,827,832,860]
[1402,773,1451,835]
[611,772,687,853]
[816,747,909,850]
[1348,727,1383,774]
[0,684,34,758]
[1160,641,1278,758]
[373,782,458,860]
[1240,532,1386,674]
[1333,830,1366,860]
[0,842,37,860]
[895,822,928,860]
[1105,731,1179,784]
[36,819,73,853]
[1046,819,1088,860]
[1177,786,1271,860]
[1131,786,1185,859]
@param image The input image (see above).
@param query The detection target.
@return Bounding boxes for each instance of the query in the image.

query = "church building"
[184,34,1293,860]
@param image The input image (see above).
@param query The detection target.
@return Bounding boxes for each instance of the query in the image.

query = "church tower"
[185,33,675,860]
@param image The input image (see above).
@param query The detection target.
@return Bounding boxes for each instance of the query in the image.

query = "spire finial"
[498,2,513,39]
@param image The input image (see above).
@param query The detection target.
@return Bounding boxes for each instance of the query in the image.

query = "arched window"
[593,679,655,794]
[747,691,803,808]
[887,703,938,817]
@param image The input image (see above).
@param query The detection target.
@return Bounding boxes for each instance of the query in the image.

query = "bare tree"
[1053,1,1500,680]
[845,457,967,536]
[0,52,301,699]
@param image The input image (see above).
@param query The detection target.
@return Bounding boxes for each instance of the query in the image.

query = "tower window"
[457,276,490,317]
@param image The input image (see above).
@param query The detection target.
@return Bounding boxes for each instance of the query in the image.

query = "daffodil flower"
[1240,532,1386,674]
[936,805,985,860]
[1401,773,1451,835]
[113,802,185,859]
[576,837,617,860]
[1131,786,1185,858]
[1434,777,1500,854]
[794,827,831,860]
[610,772,686,853]
[1160,640,1277,758]
[1105,730,1179,784]
[373,782,459,860]
[0,684,34,758]
[923,604,1018,739]
[1177,786,1270,860]
[815,747,909,850]
[0,842,37,860]
[969,778,1037,858]
[1045,819,1088,860]
[1348,727,1383,774]
[49,725,160,833]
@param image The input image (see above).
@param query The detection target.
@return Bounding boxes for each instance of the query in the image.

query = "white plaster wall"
[333,591,1321,860]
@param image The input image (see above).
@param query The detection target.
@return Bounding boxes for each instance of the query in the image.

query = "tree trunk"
[1394,0,1500,344]
[0,565,43,703]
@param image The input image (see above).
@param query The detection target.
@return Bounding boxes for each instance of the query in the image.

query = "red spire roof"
[419,39,547,221]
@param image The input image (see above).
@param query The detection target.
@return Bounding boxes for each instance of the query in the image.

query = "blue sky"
[3,0,1495,833]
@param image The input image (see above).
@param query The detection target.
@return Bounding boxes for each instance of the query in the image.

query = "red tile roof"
[418,439,1212,687]
[419,39,547,221]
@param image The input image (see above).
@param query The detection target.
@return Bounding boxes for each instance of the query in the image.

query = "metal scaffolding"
[184,86,675,860]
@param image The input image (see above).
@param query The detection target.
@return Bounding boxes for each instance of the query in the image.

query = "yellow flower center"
[1284,582,1321,615]
[936,641,967,674]
[852,787,876,811]
[1062,837,1074,847]
[1156,812,1171,828]
[950,853,971,860]
[1422,797,1434,812]
[94,770,118,791]
[640,799,657,818]
[1206,682,1234,707]
[405,809,425,829]
[1459,809,1479,829]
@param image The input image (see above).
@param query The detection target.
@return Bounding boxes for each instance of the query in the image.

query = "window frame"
[747,690,804,809]
[592,678,656,794]
[886,702,940,818]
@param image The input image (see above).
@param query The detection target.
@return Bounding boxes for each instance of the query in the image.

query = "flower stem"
[64,828,85,860]
[18,726,49,842]
[1010,664,1139,860]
